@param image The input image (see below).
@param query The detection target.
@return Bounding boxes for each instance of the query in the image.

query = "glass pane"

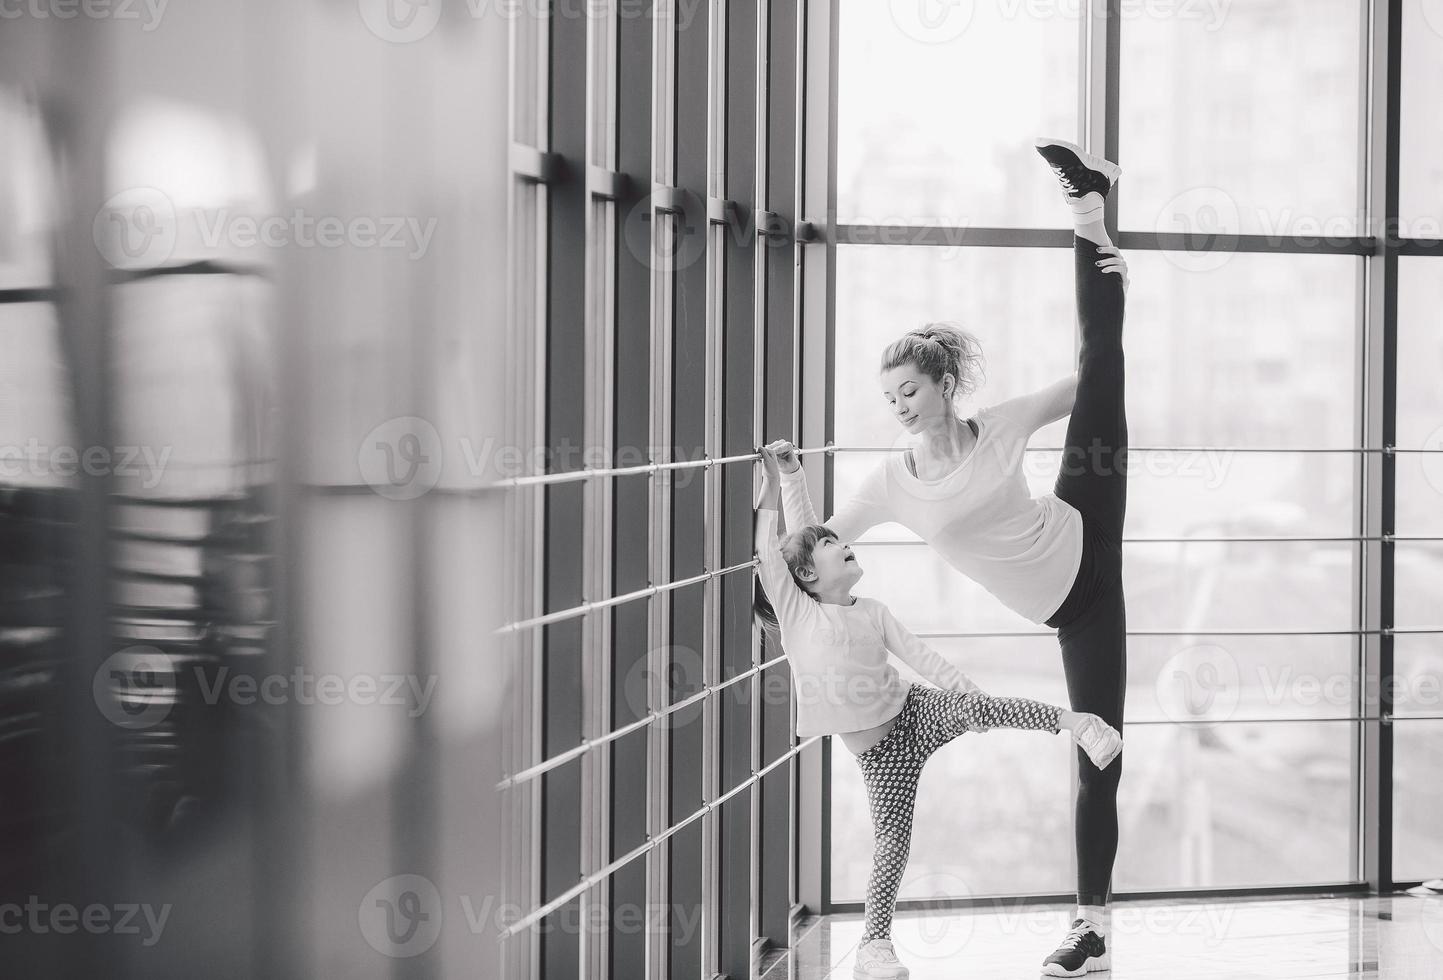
[1393,636,1443,718]
[837,5,1078,228]
[1396,543,1443,627]
[837,538,1357,634]
[1119,0,1363,236]
[835,442,1359,542]
[1115,721,1355,889]
[1131,634,1357,724]
[1396,258,1443,458]
[834,245,1077,455]
[1125,540,1357,632]
[1394,719,1443,881]
[882,634,1357,725]
[1122,251,1358,449]
[1401,2,1443,237]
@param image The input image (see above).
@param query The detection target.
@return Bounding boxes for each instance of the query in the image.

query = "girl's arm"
[989,375,1077,435]
[768,440,888,543]
[755,452,810,624]
[875,601,985,696]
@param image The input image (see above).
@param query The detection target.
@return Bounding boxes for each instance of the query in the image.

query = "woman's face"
[879,362,952,432]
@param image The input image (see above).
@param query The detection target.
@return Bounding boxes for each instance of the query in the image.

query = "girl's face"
[803,535,863,592]
[879,363,953,433]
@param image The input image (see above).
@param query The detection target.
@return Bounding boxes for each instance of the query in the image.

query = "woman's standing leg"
[1055,233,1129,914]
[1036,138,1130,975]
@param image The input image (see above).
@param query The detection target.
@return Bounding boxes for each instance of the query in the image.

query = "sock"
[1076,904,1109,935]
[1067,192,1113,247]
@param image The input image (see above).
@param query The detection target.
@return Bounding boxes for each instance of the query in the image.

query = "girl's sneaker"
[853,938,910,979]
[1042,918,1111,976]
[1034,137,1122,220]
[1070,714,1122,770]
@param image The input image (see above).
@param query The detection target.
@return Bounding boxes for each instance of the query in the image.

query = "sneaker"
[1034,137,1122,219]
[1070,714,1122,770]
[1042,918,1111,976]
[853,938,910,979]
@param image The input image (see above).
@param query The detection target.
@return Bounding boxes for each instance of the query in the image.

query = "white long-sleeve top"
[755,507,980,737]
[781,398,1084,625]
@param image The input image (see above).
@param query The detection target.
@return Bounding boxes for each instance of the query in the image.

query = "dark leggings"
[1044,236,1129,908]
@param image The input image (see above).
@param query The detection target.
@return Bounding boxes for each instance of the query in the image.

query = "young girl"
[771,138,1131,977]
[754,445,1121,980]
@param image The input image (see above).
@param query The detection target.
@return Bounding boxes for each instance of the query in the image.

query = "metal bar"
[1117,231,1377,255]
[500,736,822,939]
[109,260,268,281]
[1361,0,1402,895]
[835,225,1074,249]
[827,882,1373,915]
[496,557,759,633]
[0,287,65,303]
[477,441,1443,492]
[587,163,629,201]
[828,444,1409,455]
[861,535,1390,546]
[912,628,1406,639]
[1125,716,1375,727]
[511,141,562,183]
[830,226,1383,255]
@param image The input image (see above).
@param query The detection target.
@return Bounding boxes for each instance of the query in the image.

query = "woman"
[772,138,1130,977]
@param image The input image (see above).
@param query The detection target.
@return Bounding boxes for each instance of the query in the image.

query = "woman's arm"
[990,374,1077,435]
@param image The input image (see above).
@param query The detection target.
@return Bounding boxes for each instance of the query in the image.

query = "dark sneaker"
[1034,137,1122,219]
[1041,918,1111,976]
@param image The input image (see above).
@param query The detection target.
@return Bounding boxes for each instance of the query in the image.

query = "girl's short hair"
[879,321,986,400]
[754,523,837,634]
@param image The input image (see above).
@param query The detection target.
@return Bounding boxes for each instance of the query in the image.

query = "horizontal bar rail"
[495,558,759,633]
[501,735,822,938]
[472,442,1443,492]
[913,628,1443,639]
[496,653,789,790]
[863,535,1443,546]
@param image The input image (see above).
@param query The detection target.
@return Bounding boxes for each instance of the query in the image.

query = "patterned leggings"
[855,684,1062,942]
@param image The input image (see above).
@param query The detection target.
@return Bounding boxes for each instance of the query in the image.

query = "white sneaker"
[1071,714,1122,770]
[853,938,910,979]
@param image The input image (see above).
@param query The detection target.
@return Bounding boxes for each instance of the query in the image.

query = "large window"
[826,0,1438,903]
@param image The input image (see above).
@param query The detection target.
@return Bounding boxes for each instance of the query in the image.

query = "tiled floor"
[760,894,1443,979]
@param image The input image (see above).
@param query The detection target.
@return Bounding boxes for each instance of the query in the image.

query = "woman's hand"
[1096,246,1129,294]
[764,439,801,474]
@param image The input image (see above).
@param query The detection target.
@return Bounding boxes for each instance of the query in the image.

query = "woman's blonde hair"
[879,321,986,400]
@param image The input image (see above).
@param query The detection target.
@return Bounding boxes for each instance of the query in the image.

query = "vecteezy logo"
[887,0,975,44]
[358,0,443,43]
[92,646,177,730]
[1155,643,1241,723]
[92,187,178,270]
[891,871,975,961]
[357,416,444,500]
[621,192,708,274]
[358,874,444,958]
[1420,0,1443,39]
[1154,186,1240,273]
[620,645,706,724]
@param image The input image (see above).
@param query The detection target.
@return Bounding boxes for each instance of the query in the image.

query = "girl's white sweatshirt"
[755,507,980,737]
